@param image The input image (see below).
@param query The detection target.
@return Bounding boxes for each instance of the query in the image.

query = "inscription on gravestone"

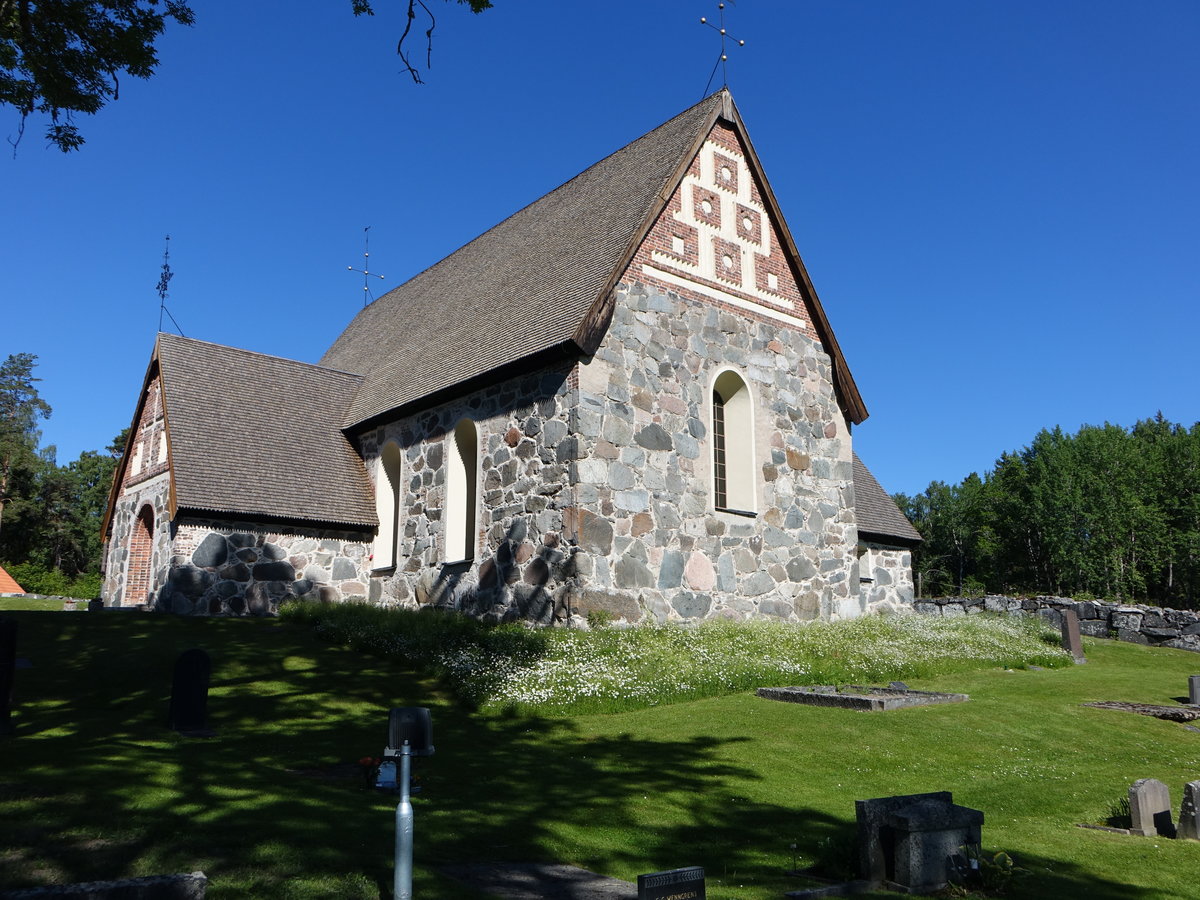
[0,618,16,735]
[1129,778,1175,838]
[168,648,213,736]
[1060,609,1086,664]
[637,865,705,900]
[1178,781,1200,841]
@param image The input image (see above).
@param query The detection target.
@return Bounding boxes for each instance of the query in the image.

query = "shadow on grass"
[0,611,1174,900]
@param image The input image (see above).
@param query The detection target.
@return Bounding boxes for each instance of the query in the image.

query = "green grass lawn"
[2,610,1199,898]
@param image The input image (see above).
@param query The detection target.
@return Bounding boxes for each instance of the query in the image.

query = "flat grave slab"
[440,863,636,899]
[1083,701,1200,723]
[756,685,968,711]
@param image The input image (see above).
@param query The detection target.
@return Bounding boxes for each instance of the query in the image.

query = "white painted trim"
[708,367,759,515]
[642,264,808,329]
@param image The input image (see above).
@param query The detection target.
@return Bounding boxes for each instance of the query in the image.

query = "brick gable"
[628,122,817,335]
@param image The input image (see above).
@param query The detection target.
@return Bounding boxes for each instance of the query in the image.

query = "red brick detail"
[712,151,739,194]
[713,237,742,286]
[120,374,170,491]
[126,505,154,606]
[627,122,817,335]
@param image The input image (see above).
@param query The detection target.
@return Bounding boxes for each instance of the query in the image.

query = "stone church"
[101,90,920,624]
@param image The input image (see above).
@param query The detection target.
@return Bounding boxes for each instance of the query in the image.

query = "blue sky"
[3,0,1197,497]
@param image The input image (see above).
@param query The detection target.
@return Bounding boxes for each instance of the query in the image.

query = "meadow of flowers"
[280,601,1069,715]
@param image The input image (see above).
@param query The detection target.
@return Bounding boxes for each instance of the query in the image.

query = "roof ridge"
[157,332,364,379]
[352,91,729,319]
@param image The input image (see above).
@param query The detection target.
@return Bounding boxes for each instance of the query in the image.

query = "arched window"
[445,420,478,563]
[126,504,155,606]
[373,441,403,569]
[712,370,756,513]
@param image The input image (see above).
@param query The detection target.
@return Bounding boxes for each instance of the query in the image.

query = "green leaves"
[898,416,1200,606]
[0,0,195,151]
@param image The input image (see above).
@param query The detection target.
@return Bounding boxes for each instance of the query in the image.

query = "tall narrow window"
[712,370,755,513]
[373,441,402,569]
[445,420,478,563]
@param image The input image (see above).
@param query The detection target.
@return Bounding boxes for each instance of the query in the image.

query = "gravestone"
[1060,609,1086,663]
[1188,675,1200,706]
[0,617,15,736]
[168,648,213,736]
[1129,778,1175,838]
[637,866,704,900]
[856,792,983,894]
[1177,781,1200,841]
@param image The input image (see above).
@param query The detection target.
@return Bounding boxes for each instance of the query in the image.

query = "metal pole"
[394,741,413,899]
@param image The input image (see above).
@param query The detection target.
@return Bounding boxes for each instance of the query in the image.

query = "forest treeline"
[0,354,123,597]
[895,415,1200,607]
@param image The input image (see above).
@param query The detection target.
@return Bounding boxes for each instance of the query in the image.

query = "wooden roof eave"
[571,91,868,426]
[99,337,173,539]
[720,95,869,425]
[572,94,729,355]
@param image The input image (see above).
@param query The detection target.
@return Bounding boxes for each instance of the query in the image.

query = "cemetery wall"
[915,594,1200,653]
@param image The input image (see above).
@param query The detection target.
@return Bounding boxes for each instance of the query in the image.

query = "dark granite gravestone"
[637,866,704,900]
[856,791,983,894]
[1189,675,1200,706]
[1060,609,1086,663]
[168,648,213,736]
[1178,781,1200,841]
[0,617,16,735]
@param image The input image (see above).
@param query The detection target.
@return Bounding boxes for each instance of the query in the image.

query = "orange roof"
[0,564,24,594]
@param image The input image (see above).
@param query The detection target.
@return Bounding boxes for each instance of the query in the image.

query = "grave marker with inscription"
[0,618,15,735]
[1177,781,1200,841]
[1129,778,1175,838]
[1060,609,1086,663]
[168,648,213,736]
[637,865,705,900]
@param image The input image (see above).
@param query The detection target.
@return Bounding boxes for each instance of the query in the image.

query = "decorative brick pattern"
[634,122,815,334]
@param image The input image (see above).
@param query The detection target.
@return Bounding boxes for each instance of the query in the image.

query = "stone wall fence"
[915,595,1200,653]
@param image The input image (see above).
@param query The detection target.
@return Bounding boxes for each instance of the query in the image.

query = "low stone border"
[914,595,1200,653]
[1083,701,1200,723]
[0,872,206,899]
[757,685,969,711]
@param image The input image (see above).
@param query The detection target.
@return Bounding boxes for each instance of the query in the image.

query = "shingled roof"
[0,563,24,594]
[321,89,865,429]
[155,334,376,528]
[853,453,922,546]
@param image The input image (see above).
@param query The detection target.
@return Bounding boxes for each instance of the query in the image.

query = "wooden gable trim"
[99,339,173,539]
[571,96,728,355]
[720,96,868,424]
[574,89,868,425]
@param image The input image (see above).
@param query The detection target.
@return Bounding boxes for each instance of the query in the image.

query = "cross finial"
[156,234,185,336]
[700,2,745,98]
[348,226,386,307]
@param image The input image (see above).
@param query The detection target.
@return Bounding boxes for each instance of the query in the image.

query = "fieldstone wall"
[156,520,373,615]
[859,542,915,613]
[102,472,172,607]
[359,361,577,624]
[915,594,1200,653]
[565,280,859,624]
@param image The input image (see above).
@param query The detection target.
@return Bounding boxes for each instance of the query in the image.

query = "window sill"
[715,507,757,519]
